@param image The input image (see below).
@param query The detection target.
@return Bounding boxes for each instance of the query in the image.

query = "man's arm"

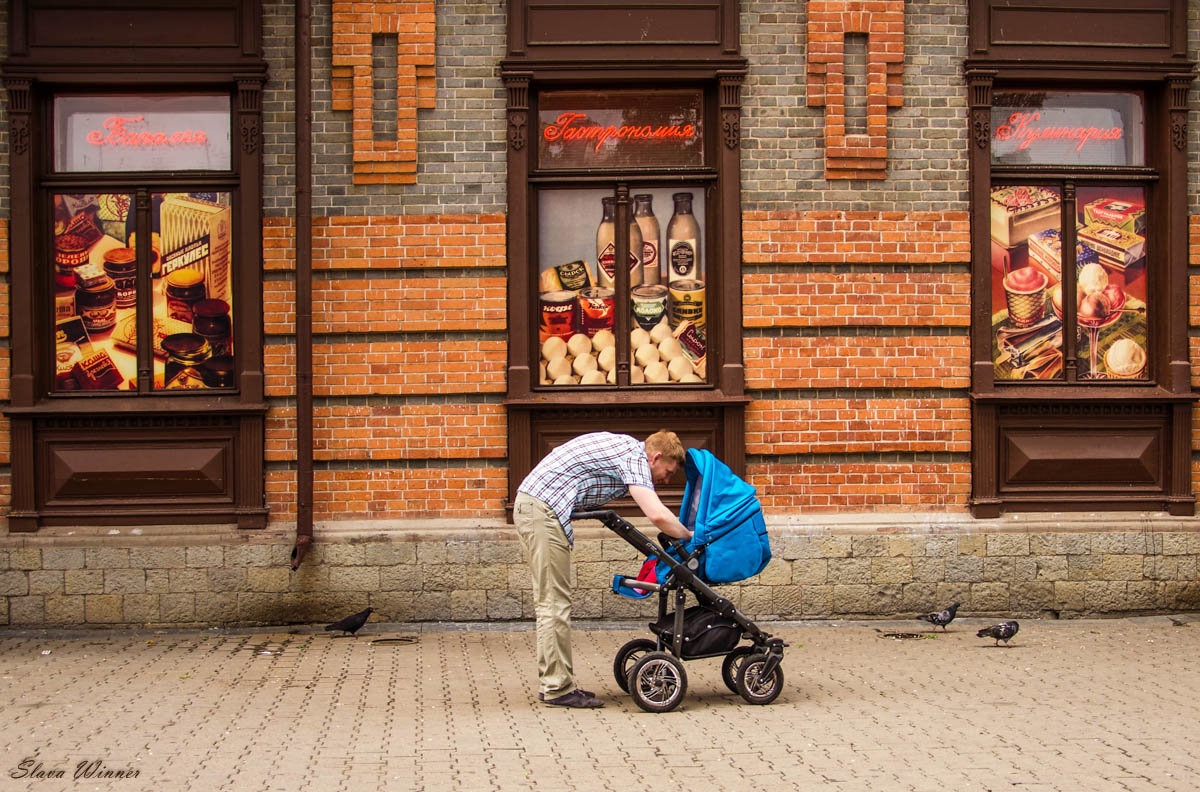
[628,485,692,539]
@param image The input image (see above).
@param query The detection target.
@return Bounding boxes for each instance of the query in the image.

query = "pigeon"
[325,607,374,637]
[916,602,960,631]
[977,620,1020,647]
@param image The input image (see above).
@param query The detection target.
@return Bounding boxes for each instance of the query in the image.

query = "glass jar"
[161,332,212,388]
[164,268,206,323]
[192,299,232,358]
[200,355,235,388]
[76,275,117,333]
[102,247,138,308]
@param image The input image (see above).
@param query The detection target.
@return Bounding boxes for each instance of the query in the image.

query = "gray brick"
[128,547,187,569]
[105,569,146,594]
[85,548,130,569]
[186,546,224,568]
[0,571,29,596]
[10,548,41,570]
[28,570,64,595]
[41,548,86,570]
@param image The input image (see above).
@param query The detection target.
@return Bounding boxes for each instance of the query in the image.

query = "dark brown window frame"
[501,0,748,513]
[965,0,1195,517]
[3,1,268,530]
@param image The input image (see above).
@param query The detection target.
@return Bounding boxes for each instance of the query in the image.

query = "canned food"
[578,287,615,337]
[539,290,578,342]
[668,279,705,332]
[631,284,668,331]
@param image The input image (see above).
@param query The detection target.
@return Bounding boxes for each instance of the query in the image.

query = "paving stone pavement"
[2,615,1199,792]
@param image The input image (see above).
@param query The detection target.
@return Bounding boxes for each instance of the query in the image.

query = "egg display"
[643,361,669,383]
[597,346,615,372]
[572,353,598,376]
[541,336,567,361]
[634,343,660,368]
[566,333,592,358]
[538,318,704,385]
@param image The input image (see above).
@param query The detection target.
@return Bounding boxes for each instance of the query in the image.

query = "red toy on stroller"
[576,448,786,713]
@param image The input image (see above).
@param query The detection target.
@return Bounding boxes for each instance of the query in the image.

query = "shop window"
[535,185,708,387]
[49,96,237,394]
[986,92,1152,384]
[965,0,1194,517]
[52,191,235,392]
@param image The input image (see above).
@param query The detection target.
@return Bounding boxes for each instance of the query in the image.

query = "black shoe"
[539,688,593,702]
[543,689,603,708]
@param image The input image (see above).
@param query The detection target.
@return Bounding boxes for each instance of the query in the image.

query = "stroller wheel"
[613,639,658,693]
[627,651,688,713]
[720,646,756,694]
[736,653,784,705]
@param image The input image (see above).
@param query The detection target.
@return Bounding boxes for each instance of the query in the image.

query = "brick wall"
[739,2,974,513]
[261,0,510,522]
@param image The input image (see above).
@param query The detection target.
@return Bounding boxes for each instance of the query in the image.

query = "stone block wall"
[2,516,1198,628]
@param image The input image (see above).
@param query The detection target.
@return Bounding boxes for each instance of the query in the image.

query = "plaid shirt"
[518,432,654,545]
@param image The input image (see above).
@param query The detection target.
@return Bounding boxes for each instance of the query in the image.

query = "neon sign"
[86,116,209,149]
[993,112,1122,152]
[542,112,698,151]
[55,94,231,172]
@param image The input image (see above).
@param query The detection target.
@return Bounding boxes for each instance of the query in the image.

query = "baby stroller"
[575,448,786,713]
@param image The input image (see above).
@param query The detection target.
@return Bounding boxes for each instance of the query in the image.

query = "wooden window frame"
[3,1,268,530]
[964,0,1195,516]
[501,0,748,514]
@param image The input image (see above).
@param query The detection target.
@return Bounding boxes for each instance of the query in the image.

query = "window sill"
[4,396,269,417]
[970,386,1196,403]
[504,388,751,408]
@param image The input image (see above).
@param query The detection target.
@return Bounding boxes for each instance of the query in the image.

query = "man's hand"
[628,485,692,539]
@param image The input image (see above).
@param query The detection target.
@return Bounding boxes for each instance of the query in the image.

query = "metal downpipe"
[290,0,315,570]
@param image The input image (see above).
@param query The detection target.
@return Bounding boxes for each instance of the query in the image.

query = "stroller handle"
[572,509,624,525]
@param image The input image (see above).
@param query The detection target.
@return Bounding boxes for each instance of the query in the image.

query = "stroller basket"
[650,604,742,659]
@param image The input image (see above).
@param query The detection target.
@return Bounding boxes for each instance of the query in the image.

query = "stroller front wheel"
[627,651,688,713]
[720,646,756,693]
[735,653,784,705]
[613,638,658,693]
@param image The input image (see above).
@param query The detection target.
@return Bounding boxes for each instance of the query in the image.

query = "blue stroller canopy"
[614,448,771,597]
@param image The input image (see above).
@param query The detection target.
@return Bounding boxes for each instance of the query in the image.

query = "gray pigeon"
[977,620,1019,647]
[325,607,374,637]
[916,602,960,631]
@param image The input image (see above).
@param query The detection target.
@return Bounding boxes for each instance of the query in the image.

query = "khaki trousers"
[514,492,575,698]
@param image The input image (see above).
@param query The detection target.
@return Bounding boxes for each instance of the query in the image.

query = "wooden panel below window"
[1000,426,1162,490]
[44,441,231,503]
[970,398,1192,516]
[507,403,744,515]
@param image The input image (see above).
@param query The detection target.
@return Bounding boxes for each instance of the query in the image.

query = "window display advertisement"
[52,192,235,392]
[536,187,707,387]
[990,184,1148,381]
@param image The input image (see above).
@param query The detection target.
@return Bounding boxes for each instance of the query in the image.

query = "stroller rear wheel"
[735,653,784,705]
[613,638,658,693]
[627,651,688,713]
[720,646,756,693]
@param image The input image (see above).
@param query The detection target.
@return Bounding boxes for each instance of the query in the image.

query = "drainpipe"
[291,0,315,570]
